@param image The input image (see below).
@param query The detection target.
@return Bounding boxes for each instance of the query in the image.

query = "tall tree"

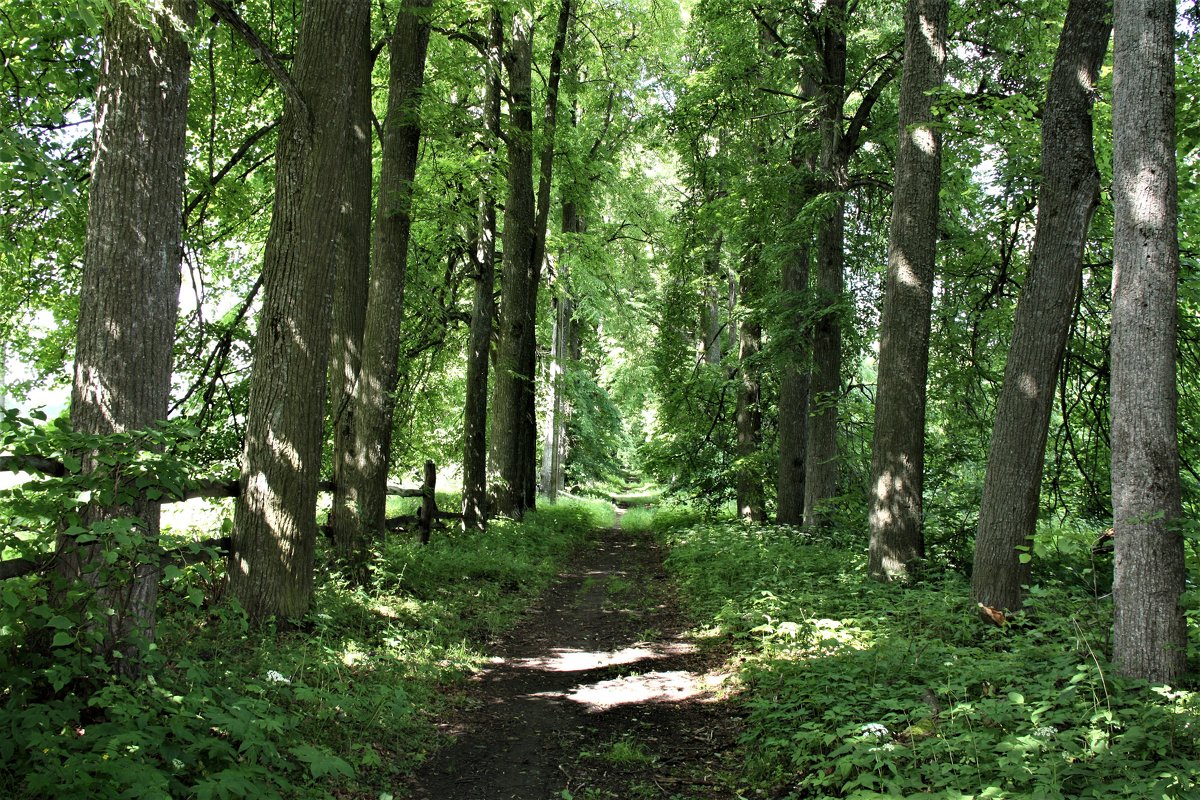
[541,94,584,503]
[228,0,370,624]
[521,0,574,508]
[57,0,193,674]
[327,4,374,582]
[489,9,536,518]
[776,91,819,526]
[1110,0,1187,683]
[776,229,810,525]
[462,10,504,531]
[343,0,433,549]
[866,0,948,580]
[803,0,848,527]
[971,0,1111,613]
[735,245,766,521]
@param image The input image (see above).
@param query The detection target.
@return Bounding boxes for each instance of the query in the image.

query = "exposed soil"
[404,518,744,800]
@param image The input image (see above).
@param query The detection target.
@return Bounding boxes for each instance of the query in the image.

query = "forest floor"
[403,514,745,800]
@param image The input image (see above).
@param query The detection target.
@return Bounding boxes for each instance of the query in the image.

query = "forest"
[0,0,1197,797]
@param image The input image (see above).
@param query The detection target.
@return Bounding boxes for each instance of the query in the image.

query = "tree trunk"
[229,0,369,624]
[971,0,1110,612]
[735,247,765,521]
[347,0,432,539]
[541,100,584,503]
[777,165,813,526]
[803,0,847,528]
[1110,0,1187,683]
[867,0,948,580]
[58,0,192,675]
[462,10,503,532]
[700,233,725,366]
[541,293,570,501]
[518,0,573,509]
[489,13,536,518]
[327,6,374,583]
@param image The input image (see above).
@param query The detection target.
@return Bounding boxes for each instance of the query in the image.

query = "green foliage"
[1,451,603,800]
[661,518,1200,799]
[565,367,631,487]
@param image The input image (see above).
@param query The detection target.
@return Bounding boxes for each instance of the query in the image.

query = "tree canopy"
[0,0,1197,794]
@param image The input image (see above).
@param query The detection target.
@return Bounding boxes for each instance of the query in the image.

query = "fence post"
[419,460,437,545]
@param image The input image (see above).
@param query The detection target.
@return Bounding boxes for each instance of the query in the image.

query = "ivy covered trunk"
[57,0,192,676]
[971,0,1110,613]
[344,0,432,545]
[867,0,947,580]
[230,0,369,624]
[1110,0,1187,683]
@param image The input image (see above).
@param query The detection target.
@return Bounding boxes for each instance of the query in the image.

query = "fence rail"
[0,458,463,581]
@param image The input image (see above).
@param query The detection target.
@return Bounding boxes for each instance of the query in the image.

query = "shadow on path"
[405,523,742,799]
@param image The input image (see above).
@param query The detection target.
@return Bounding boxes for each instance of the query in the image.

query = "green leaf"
[51,631,74,647]
[289,744,354,779]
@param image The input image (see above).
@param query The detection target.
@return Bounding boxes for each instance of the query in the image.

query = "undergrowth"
[1,492,608,799]
[659,517,1200,800]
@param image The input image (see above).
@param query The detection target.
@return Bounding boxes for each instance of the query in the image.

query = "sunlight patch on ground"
[556,668,730,710]
[499,641,695,672]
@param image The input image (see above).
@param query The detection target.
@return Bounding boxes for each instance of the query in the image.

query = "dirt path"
[405,520,742,800]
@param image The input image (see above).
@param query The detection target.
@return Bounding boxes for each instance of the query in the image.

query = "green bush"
[662,519,1200,799]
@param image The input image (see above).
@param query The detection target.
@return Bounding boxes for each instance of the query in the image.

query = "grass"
[1,496,612,800]
[655,513,1200,800]
[598,737,656,765]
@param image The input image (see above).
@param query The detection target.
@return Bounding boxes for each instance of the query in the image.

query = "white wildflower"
[266,670,291,684]
[860,722,890,739]
[1032,725,1056,739]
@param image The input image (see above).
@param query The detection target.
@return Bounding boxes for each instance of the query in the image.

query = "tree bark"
[777,157,814,526]
[971,0,1110,613]
[518,0,573,509]
[229,0,369,624]
[700,233,725,366]
[867,0,948,580]
[58,0,192,675]
[540,291,572,501]
[540,92,583,503]
[803,0,847,528]
[347,0,433,540]
[735,247,765,521]
[462,10,504,532]
[327,5,374,583]
[489,12,536,518]
[1110,0,1187,683]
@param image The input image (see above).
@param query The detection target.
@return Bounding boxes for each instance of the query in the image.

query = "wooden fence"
[0,458,461,580]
